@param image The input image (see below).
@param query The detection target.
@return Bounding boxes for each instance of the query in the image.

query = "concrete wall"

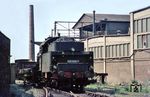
[82,7,150,84]
[134,50,150,82]
[83,35,130,47]
[134,8,150,20]
[131,7,150,83]
[106,60,131,84]
[82,36,131,84]
[94,60,103,73]
[133,8,150,49]
[94,59,132,84]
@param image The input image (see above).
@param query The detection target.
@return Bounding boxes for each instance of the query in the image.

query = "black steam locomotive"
[33,37,94,91]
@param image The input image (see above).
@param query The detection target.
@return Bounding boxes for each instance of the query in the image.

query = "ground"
[85,82,150,97]
[10,82,150,97]
[10,84,45,97]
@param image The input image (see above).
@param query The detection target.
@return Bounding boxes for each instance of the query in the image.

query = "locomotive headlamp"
[62,52,65,55]
[52,56,55,59]
[71,47,75,52]
[53,65,57,69]
[73,72,75,76]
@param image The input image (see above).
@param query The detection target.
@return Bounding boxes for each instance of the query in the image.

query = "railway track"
[43,87,113,97]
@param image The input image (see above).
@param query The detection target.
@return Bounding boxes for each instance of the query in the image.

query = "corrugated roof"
[73,13,130,29]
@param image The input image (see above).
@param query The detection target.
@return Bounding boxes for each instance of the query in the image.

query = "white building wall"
[83,36,130,59]
[82,35,132,83]
[134,9,150,20]
[131,7,150,82]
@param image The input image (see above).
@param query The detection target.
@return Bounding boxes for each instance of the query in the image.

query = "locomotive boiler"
[33,37,94,91]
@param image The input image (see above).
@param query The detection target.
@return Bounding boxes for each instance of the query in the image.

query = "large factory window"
[90,44,130,59]
[134,20,137,33]
[119,45,122,56]
[142,19,147,32]
[135,17,150,33]
[137,35,143,48]
[97,47,99,58]
[148,34,150,48]
[127,43,130,56]
[137,34,150,49]
[137,19,142,33]
[101,46,104,58]
[142,35,147,48]
[148,18,150,32]
[116,45,120,57]
[89,46,104,59]
[105,44,130,58]
[109,46,112,57]
[122,44,127,56]
[94,47,96,59]
[120,44,123,57]
[106,46,110,58]
[124,44,129,56]
[112,45,115,57]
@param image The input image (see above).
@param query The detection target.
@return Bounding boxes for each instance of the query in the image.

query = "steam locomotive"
[32,37,94,91]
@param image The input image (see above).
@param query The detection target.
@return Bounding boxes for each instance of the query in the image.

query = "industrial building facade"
[73,7,150,84]
[73,13,132,84]
[0,31,10,97]
[82,36,131,83]
[130,6,150,82]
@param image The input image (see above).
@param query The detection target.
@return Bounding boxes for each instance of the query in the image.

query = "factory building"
[73,7,150,84]
[130,6,150,82]
[0,31,10,97]
[73,13,132,84]
[73,13,130,38]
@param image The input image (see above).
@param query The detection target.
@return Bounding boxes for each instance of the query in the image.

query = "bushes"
[85,83,115,94]
[85,83,129,94]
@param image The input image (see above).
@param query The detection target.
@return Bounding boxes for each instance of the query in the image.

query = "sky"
[0,0,150,62]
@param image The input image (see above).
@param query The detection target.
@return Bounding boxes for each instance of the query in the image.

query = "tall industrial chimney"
[29,5,35,61]
[93,10,96,35]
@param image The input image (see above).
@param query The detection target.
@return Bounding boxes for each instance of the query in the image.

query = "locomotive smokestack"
[29,5,35,61]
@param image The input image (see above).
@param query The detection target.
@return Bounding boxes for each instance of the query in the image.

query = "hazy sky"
[0,0,150,62]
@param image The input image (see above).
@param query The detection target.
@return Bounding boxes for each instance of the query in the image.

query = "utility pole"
[130,13,135,80]
[103,25,107,73]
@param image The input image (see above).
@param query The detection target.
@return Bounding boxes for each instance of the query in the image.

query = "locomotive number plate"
[67,60,79,63]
